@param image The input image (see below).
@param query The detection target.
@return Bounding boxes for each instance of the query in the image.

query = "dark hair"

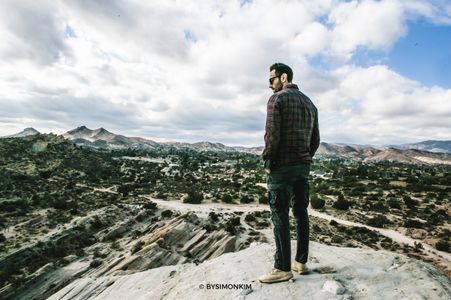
[270,63,293,82]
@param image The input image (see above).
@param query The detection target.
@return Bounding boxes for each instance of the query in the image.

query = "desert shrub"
[403,196,419,209]
[245,214,255,222]
[131,241,145,254]
[414,241,424,252]
[135,213,146,222]
[259,194,268,204]
[183,190,203,204]
[225,223,237,235]
[329,219,338,226]
[403,219,424,228]
[310,194,325,209]
[161,210,173,218]
[208,212,219,222]
[110,241,120,250]
[203,223,217,232]
[222,194,233,204]
[156,192,167,199]
[332,198,352,210]
[435,240,449,252]
[90,216,104,230]
[240,195,253,204]
[366,215,390,228]
[229,216,241,226]
[331,235,344,243]
[371,201,389,213]
[143,201,157,210]
[387,199,401,209]
[51,197,69,210]
[118,184,132,196]
[90,259,102,268]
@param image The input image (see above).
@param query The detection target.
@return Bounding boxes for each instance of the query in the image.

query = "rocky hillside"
[62,127,451,164]
[5,127,451,164]
[316,142,451,165]
[62,126,160,150]
[47,241,451,300]
[395,140,451,153]
[3,127,40,138]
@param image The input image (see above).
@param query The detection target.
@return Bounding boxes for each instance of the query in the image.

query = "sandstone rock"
[47,241,451,300]
[322,280,346,295]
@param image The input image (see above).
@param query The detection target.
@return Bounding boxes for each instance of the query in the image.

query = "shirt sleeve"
[310,110,320,157]
[262,95,281,166]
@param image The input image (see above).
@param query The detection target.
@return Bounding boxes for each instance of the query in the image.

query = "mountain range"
[3,126,451,164]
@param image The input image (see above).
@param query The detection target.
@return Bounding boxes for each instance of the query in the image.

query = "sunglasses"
[269,76,279,84]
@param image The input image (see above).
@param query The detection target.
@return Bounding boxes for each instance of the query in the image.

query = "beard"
[273,81,283,93]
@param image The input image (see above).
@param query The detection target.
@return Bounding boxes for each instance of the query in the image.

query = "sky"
[0,0,450,147]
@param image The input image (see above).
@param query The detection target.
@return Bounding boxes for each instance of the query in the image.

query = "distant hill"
[2,127,40,138]
[62,126,235,152]
[315,143,451,165]
[392,140,451,153]
[5,127,451,164]
[63,126,160,150]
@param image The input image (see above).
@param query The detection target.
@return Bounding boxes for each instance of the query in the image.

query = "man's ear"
[280,73,288,83]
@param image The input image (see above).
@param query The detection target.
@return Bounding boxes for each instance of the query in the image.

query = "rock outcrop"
[48,241,451,300]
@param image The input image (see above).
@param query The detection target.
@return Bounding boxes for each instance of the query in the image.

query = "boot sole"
[292,268,309,275]
[259,274,293,284]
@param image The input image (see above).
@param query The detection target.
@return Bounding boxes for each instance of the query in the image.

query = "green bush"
[403,219,424,228]
[310,194,325,209]
[229,216,241,226]
[161,210,173,218]
[240,195,253,204]
[366,215,390,228]
[90,259,102,268]
[143,201,157,210]
[245,214,255,222]
[332,198,352,210]
[435,240,449,252]
[131,241,145,254]
[387,199,401,209]
[225,223,237,235]
[222,194,233,203]
[208,212,219,222]
[259,194,268,204]
[403,196,419,208]
[183,190,203,204]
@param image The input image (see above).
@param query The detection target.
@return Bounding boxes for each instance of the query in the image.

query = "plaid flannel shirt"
[262,83,320,169]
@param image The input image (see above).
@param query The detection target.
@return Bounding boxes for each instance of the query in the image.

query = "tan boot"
[292,261,309,274]
[258,268,293,283]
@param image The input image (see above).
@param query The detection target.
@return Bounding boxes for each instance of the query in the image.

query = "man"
[259,63,320,283]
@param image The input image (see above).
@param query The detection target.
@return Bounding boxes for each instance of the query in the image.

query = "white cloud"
[314,65,451,144]
[0,0,450,146]
[328,0,406,61]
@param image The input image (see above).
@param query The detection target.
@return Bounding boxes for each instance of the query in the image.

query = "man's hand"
[265,168,271,174]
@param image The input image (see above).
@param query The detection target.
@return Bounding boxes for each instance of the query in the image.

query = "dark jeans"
[267,164,310,272]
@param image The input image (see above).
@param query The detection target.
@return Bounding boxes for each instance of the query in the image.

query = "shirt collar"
[283,83,298,90]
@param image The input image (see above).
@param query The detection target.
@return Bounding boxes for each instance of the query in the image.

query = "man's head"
[269,63,293,92]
